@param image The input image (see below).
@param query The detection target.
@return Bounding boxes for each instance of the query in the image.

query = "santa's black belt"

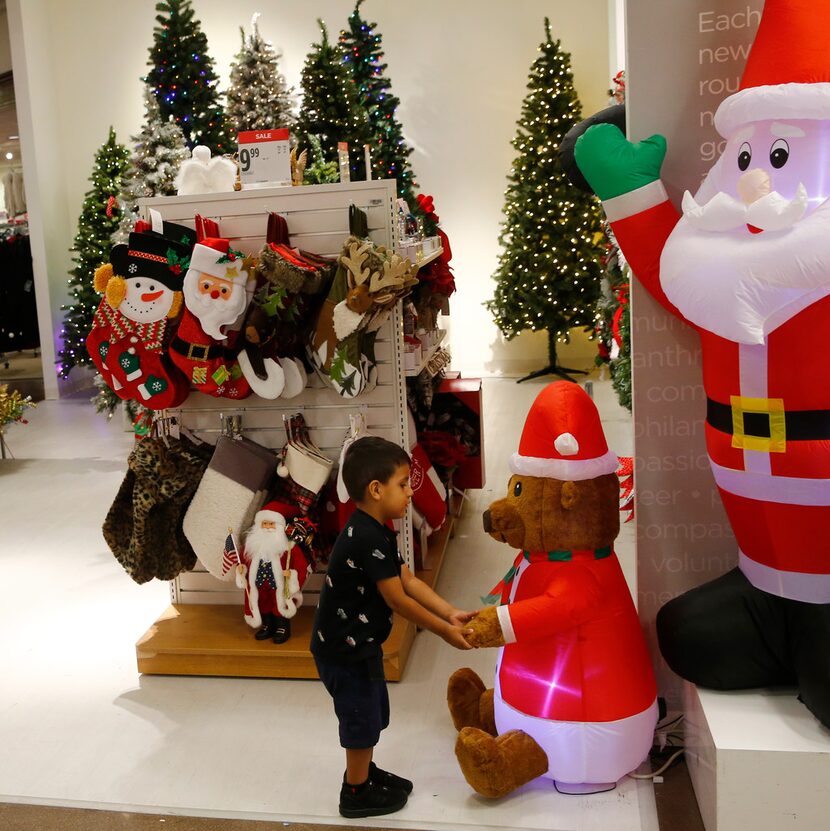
[171,336,228,362]
[707,398,830,441]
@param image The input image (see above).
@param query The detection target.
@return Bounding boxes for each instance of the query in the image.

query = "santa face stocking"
[168,239,254,399]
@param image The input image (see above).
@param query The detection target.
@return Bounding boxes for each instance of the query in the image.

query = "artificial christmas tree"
[57,127,130,378]
[339,0,416,203]
[295,19,373,182]
[113,86,189,245]
[486,19,603,382]
[145,0,231,155]
[227,13,296,135]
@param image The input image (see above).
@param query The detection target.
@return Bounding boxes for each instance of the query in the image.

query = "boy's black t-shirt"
[310,508,403,663]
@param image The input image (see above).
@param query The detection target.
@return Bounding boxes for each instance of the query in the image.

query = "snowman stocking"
[86,227,194,409]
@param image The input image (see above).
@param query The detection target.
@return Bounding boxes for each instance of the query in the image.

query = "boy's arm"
[378,575,473,650]
[399,564,476,625]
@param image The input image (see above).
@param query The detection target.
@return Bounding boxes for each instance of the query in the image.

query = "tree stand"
[517,331,587,384]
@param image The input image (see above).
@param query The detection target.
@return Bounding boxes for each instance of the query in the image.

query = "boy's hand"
[442,622,474,650]
[448,608,478,627]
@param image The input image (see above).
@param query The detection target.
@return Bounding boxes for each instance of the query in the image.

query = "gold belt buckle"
[730,395,786,452]
[186,343,208,361]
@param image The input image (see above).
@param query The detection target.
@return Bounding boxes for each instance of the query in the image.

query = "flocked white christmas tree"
[226,13,296,135]
[113,85,189,243]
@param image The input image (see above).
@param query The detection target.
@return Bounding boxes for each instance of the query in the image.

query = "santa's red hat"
[188,237,249,284]
[510,382,618,482]
[254,500,294,526]
[716,0,830,136]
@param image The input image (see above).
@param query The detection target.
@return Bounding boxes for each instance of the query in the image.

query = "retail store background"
[3,0,619,397]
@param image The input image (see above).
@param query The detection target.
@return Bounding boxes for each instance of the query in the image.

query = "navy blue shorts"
[315,654,389,749]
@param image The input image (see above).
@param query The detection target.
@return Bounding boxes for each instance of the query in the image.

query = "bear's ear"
[560,481,580,510]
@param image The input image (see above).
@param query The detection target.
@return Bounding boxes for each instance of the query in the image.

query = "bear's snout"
[484,499,525,548]
[482,509,492,533]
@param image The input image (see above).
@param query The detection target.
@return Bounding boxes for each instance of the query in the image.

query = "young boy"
[310,436,475,819]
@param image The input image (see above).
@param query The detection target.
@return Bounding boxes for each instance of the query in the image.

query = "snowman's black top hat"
[110,222,196,291]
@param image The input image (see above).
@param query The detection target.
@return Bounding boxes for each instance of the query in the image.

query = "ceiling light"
[8,135,18,140]
[5,152,12,160]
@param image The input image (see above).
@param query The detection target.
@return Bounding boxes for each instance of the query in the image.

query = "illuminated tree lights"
[486,18,603,372]
[339,0,416,203]
[295,19,373,182]
[58,127,130,378]
[227,13,296,134]
[144,0,230,154]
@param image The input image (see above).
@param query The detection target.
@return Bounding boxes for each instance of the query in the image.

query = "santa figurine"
[85,223,194,409]
[236,501,311,644]
[169,237,254,399]
[574,0,830,726]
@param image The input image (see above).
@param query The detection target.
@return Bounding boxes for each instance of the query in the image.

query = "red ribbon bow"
[416,193,439,222]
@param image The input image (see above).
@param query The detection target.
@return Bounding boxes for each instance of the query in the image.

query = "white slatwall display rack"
[139,180,412,608]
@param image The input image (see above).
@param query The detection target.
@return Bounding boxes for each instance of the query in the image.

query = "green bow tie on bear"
[574,124,668,201]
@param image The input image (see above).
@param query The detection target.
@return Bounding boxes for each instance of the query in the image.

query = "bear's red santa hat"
[510,382,618,482]
[716,0,830,136]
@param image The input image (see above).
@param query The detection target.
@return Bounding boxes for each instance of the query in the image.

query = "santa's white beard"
[245,524,289,563]
[183,269,247,340]
[661,197,830,344]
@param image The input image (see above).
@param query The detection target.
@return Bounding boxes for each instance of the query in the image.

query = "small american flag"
[222,530,241,576]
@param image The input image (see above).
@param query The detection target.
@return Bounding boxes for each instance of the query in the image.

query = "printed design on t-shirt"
[367,637,375,642]
[346,636,356,647]
[326,575,333,587]
[347,558,357,569]
[348,526,353,537]
[359,613,369,623]
[337,608,347,619]
[372,549,385,560]
[357,585,365,594]
[317,630,325,642]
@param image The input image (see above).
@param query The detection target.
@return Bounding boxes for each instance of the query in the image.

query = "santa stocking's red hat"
[716,0,830,136]
[510,382,618,482]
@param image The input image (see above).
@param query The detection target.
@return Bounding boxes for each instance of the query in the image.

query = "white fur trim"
[496,605,517,645]
[245,552,263,629]
[510,449,618,481]
[254,510,286,527]
[603,180,668,223]
[189,244,248,283]
[238,350,285,399]
[332,300,365,340]
[554,432,579,457]
[715,83,830,138]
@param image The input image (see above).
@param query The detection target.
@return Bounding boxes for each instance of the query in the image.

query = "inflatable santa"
[236,502,311,644]
[574,0,830,726]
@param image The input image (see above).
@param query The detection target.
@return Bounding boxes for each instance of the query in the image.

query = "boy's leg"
[346,747,374,785]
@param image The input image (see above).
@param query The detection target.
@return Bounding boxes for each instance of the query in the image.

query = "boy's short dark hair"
[342,436,410,502]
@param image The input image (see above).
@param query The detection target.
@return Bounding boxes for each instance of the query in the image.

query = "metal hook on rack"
[220,411,243,438]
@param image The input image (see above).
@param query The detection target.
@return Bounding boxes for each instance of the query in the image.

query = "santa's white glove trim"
[496,604,517,644]
[603,180,668,223]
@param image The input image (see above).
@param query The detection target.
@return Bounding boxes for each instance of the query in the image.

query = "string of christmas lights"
[486,18,603,369]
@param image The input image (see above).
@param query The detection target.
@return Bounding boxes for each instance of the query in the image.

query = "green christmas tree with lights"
[486,19,603,380]
[145,0,231,155]
[295,19,373,181]
[58,127,130,378]
[339,0,416,204]
[113,85,189,244]
[227,13,296,135]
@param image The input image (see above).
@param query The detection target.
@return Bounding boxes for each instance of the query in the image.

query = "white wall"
[11,0,610,394]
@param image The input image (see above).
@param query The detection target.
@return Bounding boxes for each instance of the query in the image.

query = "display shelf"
[404,329,447,377]
[136,602,416,682]
[415,488,464,586]
[412,245,444,271]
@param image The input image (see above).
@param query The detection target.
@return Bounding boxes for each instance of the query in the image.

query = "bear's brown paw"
[447,668,487,731]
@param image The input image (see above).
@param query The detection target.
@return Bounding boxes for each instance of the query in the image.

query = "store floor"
[1,378,674,831]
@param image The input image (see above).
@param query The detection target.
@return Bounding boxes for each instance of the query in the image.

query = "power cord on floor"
[628,748,685,780]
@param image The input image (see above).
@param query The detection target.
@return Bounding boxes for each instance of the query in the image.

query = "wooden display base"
[135,492,465,682]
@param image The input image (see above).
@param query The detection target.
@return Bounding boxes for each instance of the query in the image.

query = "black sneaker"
[370,761,413,794]
[339,778,408,818]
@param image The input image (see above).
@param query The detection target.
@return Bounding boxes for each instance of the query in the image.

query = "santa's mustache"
[682,184,810,233]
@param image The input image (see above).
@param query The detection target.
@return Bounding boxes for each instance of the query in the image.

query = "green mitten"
[574,124,667,201]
